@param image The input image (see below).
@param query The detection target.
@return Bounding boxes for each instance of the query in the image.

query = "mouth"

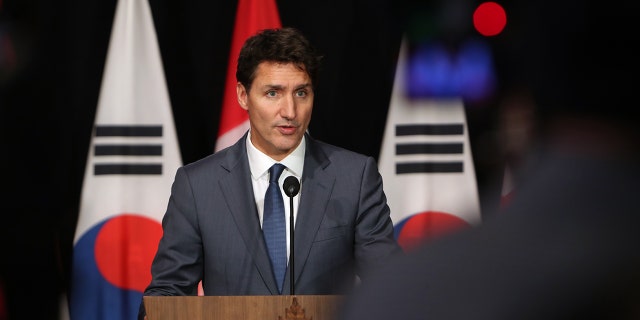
[277,125,297,135]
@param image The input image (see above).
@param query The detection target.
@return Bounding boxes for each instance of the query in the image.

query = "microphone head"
[283,176,300,197]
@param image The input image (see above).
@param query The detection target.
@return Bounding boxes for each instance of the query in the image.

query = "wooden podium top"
[144,295,343,320]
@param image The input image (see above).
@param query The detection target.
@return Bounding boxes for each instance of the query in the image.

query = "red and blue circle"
[394,211,471,252]
[70,214,162,319]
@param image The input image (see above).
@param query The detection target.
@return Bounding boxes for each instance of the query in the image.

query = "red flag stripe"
[215,0,281,151]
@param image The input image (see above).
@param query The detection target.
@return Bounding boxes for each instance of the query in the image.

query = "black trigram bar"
[396,143,463,155]
[396,162,463,174]
[96,125,162,137]
[95,145,163,156]
[396,124,463,136]
[94,164,162,175]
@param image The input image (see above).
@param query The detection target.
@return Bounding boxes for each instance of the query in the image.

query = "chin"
[274,137,300,152]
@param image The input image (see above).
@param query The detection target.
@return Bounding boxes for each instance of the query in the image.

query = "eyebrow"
[295,83,312,90]
[262,83,312,91]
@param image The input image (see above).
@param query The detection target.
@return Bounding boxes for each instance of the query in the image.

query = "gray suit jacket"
[143,132,401,298]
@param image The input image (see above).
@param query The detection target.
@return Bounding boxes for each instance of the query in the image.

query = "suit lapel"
[291,136,334,286]
[218,134,279,294]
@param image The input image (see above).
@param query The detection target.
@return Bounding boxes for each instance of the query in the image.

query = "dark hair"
[236,27,323,92]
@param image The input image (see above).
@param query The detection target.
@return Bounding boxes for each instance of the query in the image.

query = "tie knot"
[269,163,286,183]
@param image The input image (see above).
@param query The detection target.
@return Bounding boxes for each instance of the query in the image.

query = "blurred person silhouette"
[337,0,640,319]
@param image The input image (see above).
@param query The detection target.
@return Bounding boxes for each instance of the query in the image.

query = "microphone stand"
[283,176,300,295]
[289,195,295,295]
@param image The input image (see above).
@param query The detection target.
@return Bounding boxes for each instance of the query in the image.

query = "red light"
[473,2,507,36]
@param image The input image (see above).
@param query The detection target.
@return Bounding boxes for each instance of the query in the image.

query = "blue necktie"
[263,163,287,293]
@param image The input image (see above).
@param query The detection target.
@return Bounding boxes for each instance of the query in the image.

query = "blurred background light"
[407,38,496,103]
[403,0,503,104]
[473,1,507,37]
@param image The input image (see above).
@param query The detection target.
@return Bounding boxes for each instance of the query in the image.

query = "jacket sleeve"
[138,166,204,318]
[353,156,404,279]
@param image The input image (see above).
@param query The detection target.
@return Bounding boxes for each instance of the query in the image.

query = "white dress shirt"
[246,130,305,261]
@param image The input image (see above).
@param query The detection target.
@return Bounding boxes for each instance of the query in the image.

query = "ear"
[237,82,249,111]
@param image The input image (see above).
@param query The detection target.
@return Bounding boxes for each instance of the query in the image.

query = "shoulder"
[306,136,378,176]
[180,141,244,177]
[308,135,372,163]
[182,152,222,171]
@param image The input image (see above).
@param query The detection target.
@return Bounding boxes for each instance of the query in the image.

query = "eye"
[266,90,277,97]
[295,90,307,97]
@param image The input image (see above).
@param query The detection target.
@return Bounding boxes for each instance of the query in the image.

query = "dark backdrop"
[0,0,503,318]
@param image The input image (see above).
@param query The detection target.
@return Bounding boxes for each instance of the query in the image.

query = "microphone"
[283,176,300,295]
[283,176,300,197]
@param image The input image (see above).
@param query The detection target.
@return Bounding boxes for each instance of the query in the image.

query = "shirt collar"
[246,130,305,180]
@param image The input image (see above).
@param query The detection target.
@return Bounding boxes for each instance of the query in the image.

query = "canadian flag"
[214,0,282,151]
[379,39,482,252]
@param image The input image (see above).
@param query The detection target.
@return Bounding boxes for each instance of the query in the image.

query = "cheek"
[300,105,313,122]
[252,107,279,125]
[246,98,271,118]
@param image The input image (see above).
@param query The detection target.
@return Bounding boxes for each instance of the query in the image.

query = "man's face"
[237,61,313,161]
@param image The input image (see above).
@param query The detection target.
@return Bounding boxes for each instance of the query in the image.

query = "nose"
[280,94,296,120]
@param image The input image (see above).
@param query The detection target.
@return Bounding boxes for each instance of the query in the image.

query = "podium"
[144,295,343,320]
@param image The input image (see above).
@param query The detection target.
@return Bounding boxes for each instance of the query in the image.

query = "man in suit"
[336,1,640,319]
[139,27,401,318]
